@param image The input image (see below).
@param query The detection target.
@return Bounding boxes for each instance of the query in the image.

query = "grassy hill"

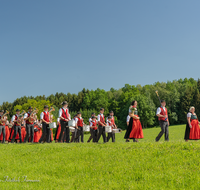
[0,124,200,190]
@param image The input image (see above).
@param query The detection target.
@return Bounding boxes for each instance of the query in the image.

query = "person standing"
[107,116,116,142]
[97,108,107,143]
[0,110,6,143]
[129,101,144,142]
[184,106,200,141]
[39,105,50,143]
[58,101,70,143]
[88,116,98,143]
[155,100,170,142]
[24,107,35,143]
[75,112,85,143]
[87,112,97,143]
[11,109,22,143]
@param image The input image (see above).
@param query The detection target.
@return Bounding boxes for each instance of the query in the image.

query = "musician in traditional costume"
[184,106,200,141]
[88,116,98,143]
[0,120,10,143]
[54,118,61,143]
[107,116,116,142]
[97,108,107,143]
[58,101,70,143]
[0,110,6,143]
[128,101,143,142]
[75,112,85,143]
[155,100,170,142]
[20,119,26,142]
[39,105,50,143]
[11,109,22,143]
[87,112,97,143]
[33,115,42,143]
[24,107,35,143]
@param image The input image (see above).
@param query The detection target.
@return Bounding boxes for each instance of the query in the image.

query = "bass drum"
[83,125,90,132]
[112,128,122,133]
[49,122,57,129]
[69,127,75,132]
[105,126,112,133]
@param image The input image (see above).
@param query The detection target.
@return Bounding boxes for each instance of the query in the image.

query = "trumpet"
[0,110,9,125]
[28,108,38,123]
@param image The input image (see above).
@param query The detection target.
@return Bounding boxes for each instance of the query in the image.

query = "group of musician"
[0,101,118,143]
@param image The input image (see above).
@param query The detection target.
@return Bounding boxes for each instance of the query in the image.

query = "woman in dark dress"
[184,106,200,141]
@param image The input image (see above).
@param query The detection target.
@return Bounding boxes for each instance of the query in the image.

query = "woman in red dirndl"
[129,100,144,142]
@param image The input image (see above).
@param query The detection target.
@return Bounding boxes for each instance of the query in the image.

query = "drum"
[105,126,112,133]
[69,127,75,132]
[68,120,76,127]
[83,125,90,132]
[112,128,122,133]
[49,122,57,129]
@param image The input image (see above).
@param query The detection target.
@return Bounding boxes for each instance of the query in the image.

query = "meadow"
[0,124,200,190]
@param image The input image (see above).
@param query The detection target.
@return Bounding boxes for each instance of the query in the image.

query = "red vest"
[77,117,83,127]
[98,114,105,126]
[26,113,34,124]
[111,116,115,125]
[14,115,20,126]
[43,112,49,122]
[158,107,168,121]
[61,108,69,121]
[0,115,5,126]
[91,120,97,130]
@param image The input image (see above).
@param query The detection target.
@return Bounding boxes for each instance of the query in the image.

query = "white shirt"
[156,107,166,115]
[57,118,60,122]
[187,112,196,118]
[24,112,32,119]
[40,111,49,120]
[107,120,112,126]
[11,114,19,122]
[58,107,69,118]
[97,113,104,122]
[90,120,95,127]
[127,115,130,122]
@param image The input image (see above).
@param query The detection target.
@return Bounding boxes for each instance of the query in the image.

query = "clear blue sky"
[1,0,200,104]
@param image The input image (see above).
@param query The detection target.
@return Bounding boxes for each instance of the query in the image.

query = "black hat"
[91,116,96,119]
[108,116,112,119]
[0,110,4,112]
[100,108,104,111]
[16,109,20,112]
[62,101,68,105]
[91,112,95,115]
[28,106,33,109]
[161,100,166,103]
[44,105,49,108]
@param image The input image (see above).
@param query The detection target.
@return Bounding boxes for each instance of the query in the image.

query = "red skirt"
[129,116,144,139]
[34,125,42,143]
[55,124,61,140]
[189,119,200,140]
[50,129,53,141]
[10,127,19,140]
[21,127,26,142]
[0,125,10,141]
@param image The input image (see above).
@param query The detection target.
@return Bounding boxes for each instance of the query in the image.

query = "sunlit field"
[0,124,199,190]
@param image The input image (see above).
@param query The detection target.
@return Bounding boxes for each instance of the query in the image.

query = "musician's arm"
[11,115,16,122]
[23,113,29,120]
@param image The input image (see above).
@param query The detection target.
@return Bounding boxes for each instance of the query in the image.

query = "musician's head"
[109,111,114,116]
[44,105,49,111]
[62,101,68,108]
[0,110,4,114]
[16,109,20,115]
[161,100,166,107]
[91,112,95,116]
[28,106,33,112]
[91,116,96,121]
[77,112,82,117]
[131,100,137,107]
[74,114,77,118]
[107,116,112,121]
[100,108,104,114]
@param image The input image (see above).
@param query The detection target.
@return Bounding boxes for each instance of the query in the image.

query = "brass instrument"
[16,110,26,125]
[0,110,9,125]
[28,108,38,123]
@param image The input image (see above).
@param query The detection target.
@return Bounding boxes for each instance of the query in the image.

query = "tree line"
[1,78,200,130]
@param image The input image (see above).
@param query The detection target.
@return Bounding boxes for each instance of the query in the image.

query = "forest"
[1,77,200,130]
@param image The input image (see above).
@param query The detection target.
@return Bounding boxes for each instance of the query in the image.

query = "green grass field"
[0,124,200,190]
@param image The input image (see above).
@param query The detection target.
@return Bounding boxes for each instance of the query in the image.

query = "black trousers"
[107,132,115,142]
[39,122,50,143]
[87,128,93,142]
[75,126,84,142]
[59,121,69,142]
[156,121,169,141]
[0,125,5,143]
[24,124,34,143]
[11,125,22,143]
[97,125,107,143]
[92,129,98,142]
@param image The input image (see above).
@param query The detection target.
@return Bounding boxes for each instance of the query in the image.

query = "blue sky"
[1,0,200,104]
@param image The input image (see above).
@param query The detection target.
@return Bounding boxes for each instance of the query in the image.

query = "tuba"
[28,108,38,123]
[0,110,9,125]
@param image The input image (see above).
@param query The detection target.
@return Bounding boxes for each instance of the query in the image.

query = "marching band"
[0,101,122,144]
